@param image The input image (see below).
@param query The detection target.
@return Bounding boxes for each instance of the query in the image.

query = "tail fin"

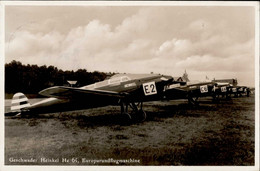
[11,92,30,112]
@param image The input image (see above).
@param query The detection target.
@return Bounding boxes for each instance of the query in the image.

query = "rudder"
[11,92,30,112]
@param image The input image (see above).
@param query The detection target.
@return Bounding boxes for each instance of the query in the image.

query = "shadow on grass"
[7,96,253,128]
[6,101,223,127]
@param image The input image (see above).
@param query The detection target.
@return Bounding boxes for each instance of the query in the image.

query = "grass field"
[5,96,255,165]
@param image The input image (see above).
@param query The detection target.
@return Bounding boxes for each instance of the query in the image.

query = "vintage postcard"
[0,1,259,171]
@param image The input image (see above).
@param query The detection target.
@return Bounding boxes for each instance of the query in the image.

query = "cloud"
[6,30,64,61]
[5,6,256,86]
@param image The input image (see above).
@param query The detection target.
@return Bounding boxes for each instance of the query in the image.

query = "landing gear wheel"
[137,109,146,122]
[226,93,231,99]
[120,101,147,123]
[123,112,132,120]
[212,94,220,103]
[129,102,146,122]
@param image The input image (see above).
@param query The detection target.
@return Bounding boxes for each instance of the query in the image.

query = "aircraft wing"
[39,86,127,99]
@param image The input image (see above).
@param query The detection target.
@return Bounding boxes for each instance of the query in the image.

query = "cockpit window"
[83,75,131,89]
[109,77,121,84]
[109,76,130,84]
[121,76,131,82]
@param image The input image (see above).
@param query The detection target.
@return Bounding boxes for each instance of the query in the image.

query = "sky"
[5,5,256,86]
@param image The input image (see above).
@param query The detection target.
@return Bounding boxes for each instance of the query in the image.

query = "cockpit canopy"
[82,74,131,90]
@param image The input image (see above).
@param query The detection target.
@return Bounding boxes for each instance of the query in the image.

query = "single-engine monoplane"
[7,73,182,121]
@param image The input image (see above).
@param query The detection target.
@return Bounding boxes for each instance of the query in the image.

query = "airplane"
[7,73,184,121]
[228,85,250,97]
[7,73,249,121]
[163,81,216,105]
[211,82,231,100]
[163,80,243,104]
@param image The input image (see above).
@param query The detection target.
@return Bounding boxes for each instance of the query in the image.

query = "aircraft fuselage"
[18,74,173,115]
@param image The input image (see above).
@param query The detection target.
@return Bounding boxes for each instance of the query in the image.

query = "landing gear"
[120,101,147,122]
[120,102,132,120]
[188,96,199,105]
[212,93,222,103]
[226,92,232,99]
[246,89,250,97]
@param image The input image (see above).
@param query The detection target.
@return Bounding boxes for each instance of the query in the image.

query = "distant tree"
[5,60,110,95]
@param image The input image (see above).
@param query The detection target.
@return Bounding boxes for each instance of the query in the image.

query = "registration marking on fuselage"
[143,81,157,96]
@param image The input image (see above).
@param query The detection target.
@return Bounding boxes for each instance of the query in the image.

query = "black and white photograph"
[1,1,259,171]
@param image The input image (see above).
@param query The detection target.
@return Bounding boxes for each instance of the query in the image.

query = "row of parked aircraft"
[7,73,251,121]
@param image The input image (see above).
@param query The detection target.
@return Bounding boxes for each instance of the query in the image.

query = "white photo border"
[0,1,259,171]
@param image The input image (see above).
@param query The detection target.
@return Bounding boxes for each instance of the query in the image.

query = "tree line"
[5,60,114,97]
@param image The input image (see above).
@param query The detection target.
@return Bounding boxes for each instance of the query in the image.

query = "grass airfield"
[5,96,255,165]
